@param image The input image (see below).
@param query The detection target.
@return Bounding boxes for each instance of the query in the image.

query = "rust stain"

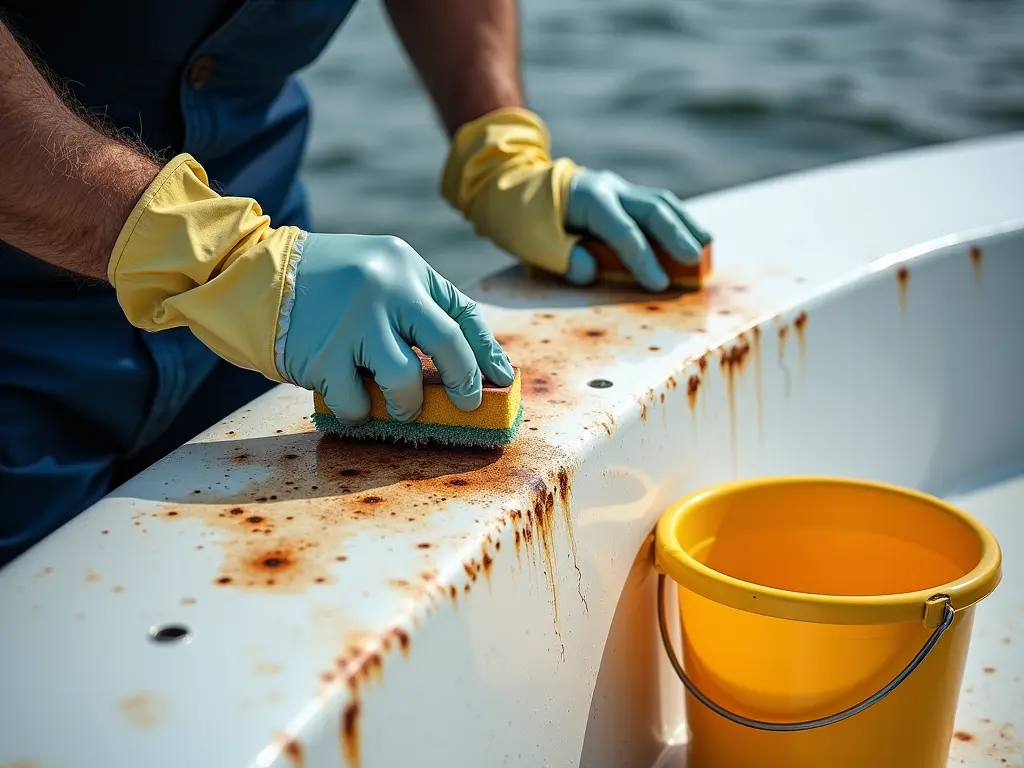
[686,375,701,412]
[984,666,996,674]
[277,734,305,768]
[793,311,808,362]
[85,570,101,583]
[117,691,167,729]
[720,333,752,474]
[254,660,284,676]
[341,701,361,768]
[140,270,764,765]
[896,265,909,313]
[970,245,982,284]
[752,324,764,441]
[954,731,975,742]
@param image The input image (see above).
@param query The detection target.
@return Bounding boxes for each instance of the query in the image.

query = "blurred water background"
[299,0,1024,285]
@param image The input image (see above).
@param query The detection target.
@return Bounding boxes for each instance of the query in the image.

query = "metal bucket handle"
[656,574,955,732]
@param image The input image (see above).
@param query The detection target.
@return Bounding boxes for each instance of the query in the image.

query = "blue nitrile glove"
[564,169,712,292]
[282,233,515,425]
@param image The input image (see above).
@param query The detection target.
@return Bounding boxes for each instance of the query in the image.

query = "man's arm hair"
[0,19,161,280]
[383,0,524,137]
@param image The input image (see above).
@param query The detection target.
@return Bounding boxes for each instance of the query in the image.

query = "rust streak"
[970,245,983,285]
[896,265,909,314]
[752,324,763,442]
[793,311,808,363]
[686,374,701,413]
[719,334,751,476]
[341,702,361,768]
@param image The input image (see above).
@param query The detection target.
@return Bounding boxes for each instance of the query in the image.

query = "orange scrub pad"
[581,237,713,289]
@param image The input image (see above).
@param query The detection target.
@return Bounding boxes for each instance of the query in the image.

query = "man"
[0,1,710,565]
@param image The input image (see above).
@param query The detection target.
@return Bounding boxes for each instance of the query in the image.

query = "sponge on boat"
[581,236,713,289]
[312,352,523,448]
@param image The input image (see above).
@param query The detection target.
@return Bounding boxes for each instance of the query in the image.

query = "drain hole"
[587,379,614,389]
[149,624,191,644]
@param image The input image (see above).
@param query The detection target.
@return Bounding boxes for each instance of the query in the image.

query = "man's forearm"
[0,20,159,280]
[384,0,524,137]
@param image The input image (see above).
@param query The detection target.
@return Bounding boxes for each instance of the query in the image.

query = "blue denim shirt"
[0,0,359,559]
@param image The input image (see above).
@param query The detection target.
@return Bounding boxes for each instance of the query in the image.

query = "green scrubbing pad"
[312,353,523,448]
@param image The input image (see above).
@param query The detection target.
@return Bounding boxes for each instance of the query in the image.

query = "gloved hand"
[108,154,514,425]
[441,107,711,292]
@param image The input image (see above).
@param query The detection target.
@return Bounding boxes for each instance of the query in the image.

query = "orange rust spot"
[896,265,909,313]
[280,734,304,767]
[667,376,677,389]
[341,702,361,768]
[953,731,975,742]
[970,245,982,283]
[117,691,167,729]
[687,375,701,411]
[659,392,665,403]
[639,402,648,421]
[416,542,433,549]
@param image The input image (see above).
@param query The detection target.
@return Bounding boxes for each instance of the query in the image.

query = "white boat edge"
[0,131,1021,768]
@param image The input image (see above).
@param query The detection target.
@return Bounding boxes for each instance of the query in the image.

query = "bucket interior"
[677,481,983,596]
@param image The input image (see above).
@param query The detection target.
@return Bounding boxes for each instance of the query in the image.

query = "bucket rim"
[653,476,1003,626]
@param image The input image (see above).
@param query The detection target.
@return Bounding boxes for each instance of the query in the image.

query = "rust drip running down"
[970,245,983,285]
[793,311,808,363]
[896,265,910,314]
[720,333,752,476]
[341,702,361,768]
[686,374,701,413]
[751,325,764,442]
[777,323,789,361]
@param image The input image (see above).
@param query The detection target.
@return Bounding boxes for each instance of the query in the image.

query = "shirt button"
[188,55,215,90]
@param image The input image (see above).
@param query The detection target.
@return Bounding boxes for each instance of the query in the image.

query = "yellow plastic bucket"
[653,476,1002,768]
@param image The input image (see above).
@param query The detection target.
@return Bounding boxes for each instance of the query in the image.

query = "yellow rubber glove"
[441,107,581,276]
[109,154,514,424]
[442,107,710,292]
[109,154,297,381]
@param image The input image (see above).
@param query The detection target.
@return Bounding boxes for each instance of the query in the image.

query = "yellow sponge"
[311,352,523,448]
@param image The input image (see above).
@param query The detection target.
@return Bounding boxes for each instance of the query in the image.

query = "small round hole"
[587,379,614,389]
[149,624,191,644]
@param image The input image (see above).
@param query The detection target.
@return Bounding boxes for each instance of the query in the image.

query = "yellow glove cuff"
[108,154,303,383]
[441,107,581,275]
